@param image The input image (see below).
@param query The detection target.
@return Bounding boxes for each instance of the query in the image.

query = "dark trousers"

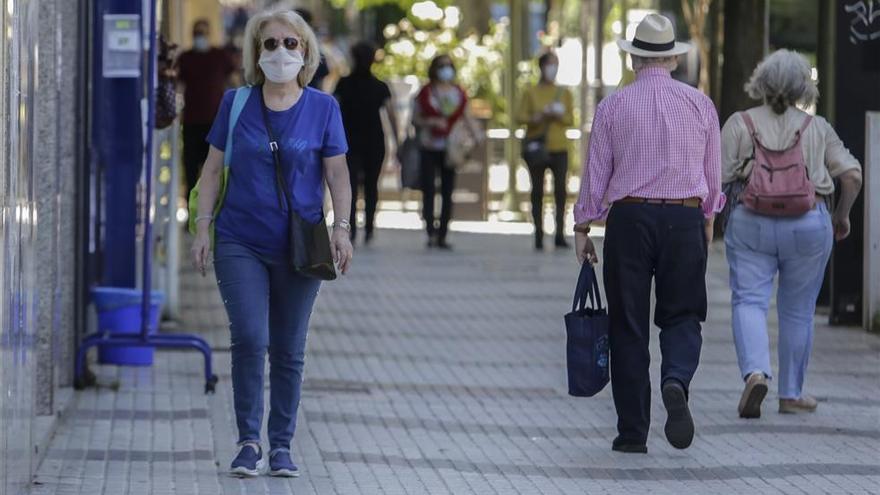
[420,149,455,241]
[602,202,708,444]
[347,144,385,240]
[526,151,568,241]
[183,123,212,197]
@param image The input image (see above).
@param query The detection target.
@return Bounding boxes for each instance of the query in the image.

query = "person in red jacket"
[411,54,467,249]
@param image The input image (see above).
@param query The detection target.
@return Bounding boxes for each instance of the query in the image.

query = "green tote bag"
[187,86,253,243]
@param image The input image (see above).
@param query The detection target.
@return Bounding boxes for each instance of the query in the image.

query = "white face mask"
[193,35,209,52]
[543,64,558,81]
[259,48,304,84]
[437,66,455,82]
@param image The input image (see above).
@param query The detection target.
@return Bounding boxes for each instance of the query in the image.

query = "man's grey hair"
[744,49,818,114]
[631,55,678,72]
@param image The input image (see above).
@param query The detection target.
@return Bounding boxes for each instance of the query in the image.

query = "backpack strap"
[795,115,813,139]
[224,86,252,168]
[740,111,757,136]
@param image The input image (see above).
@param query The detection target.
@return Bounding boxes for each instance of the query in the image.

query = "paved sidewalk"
[34,229,880,494]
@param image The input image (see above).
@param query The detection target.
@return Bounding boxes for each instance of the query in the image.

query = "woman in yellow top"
[518,51,574,250]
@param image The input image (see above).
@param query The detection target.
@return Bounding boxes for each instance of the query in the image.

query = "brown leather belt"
[617,196,702,208]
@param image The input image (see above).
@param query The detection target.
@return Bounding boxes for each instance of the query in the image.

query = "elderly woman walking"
[190,8,352,477]
[722,50,862,419]
[575,14,723,453]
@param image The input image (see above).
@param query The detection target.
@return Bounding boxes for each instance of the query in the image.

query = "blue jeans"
[214,238,321,450]
[725,203,833,399]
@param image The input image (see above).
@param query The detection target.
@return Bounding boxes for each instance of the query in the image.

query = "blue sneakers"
[269,448,300,477]
[230,443,266,477]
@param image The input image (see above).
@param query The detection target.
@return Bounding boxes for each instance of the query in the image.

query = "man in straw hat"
[573,13,724,453]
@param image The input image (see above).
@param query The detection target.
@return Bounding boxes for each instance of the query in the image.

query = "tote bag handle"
[572,263,603,313]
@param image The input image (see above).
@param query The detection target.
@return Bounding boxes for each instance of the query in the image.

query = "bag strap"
[225,86,252,168]
[257,85,292,212]
[795,115,813,139]
[572,262,603,313]
[740,111,758,139]
[742,110,813,151]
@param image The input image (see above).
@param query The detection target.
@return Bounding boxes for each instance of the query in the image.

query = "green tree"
[328,0,451,9]
[374,9,511,126]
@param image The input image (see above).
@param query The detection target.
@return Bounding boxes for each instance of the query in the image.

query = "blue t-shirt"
[206,87,348,257]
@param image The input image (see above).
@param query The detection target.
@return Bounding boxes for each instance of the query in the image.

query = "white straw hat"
[617,13,691,58]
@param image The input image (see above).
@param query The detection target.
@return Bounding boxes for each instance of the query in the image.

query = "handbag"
[259,87,337,281]
[155,36,178,130]
[155,77,178,129]
[521,87,563,166]
[446,115,479,170]
[188,86,252,243]
[564,262,610,397]
[397,133,421,190]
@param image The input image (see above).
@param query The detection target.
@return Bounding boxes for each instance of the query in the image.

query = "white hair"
[744,49,818,114]
[631,55,678,72]
[242,8,320,87]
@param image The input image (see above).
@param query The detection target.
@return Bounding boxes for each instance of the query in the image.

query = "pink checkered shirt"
[574,67,725,223]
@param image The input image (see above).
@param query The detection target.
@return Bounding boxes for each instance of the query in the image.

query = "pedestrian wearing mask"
[176,19,237,198]
[412,55,468,249]
[721,50,862,419]
[574,14,724,453]
[518,51,574,250]
[334,41,400,245]
[190,8,352,477]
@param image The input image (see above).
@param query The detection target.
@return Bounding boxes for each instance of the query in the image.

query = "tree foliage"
[374,7,511,126]
[328,0,451,10]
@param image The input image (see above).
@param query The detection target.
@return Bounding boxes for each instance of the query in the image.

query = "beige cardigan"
[720,105,861,195]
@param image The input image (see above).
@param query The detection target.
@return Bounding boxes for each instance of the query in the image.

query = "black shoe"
[436,239,453,250]
[535,236,544,251]
[611,437,647,454]
[554,237,569,249]
[662,380,695,449]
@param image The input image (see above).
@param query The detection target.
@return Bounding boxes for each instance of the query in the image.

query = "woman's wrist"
[333,218,352,233]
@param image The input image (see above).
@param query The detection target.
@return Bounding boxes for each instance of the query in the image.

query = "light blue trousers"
[724,203,833,399]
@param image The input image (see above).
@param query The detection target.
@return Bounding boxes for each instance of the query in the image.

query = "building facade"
[0,1,82,493]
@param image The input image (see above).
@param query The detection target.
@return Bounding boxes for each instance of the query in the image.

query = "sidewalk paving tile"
[32,230,880,494]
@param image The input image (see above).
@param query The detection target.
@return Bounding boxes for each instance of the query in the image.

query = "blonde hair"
[242,8,320,87]
[744,49,818,114]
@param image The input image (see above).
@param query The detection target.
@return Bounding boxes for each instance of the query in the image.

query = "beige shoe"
[779,395,818,414]
[738,373,768,419]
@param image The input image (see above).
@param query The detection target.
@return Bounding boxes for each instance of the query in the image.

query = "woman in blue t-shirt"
[189,8,352,478]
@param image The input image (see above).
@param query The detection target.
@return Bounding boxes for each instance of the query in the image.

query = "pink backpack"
[740,111,815,217]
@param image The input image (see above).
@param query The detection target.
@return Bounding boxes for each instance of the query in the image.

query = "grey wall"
[34,0,62,416]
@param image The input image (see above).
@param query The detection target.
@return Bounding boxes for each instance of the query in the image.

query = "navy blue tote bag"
[564,262,610,397]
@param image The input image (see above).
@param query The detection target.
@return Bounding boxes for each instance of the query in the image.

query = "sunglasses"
[262,37,300,51]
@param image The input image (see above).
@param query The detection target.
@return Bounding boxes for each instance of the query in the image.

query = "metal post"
[503,0,525,219]
[595,0,604,102]
[816,0,836,124]
[580,0,591,166]
[141,0,158,337]
[865,112,880,332]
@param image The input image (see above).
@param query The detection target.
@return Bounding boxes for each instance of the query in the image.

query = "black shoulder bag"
[259,87,337,281]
